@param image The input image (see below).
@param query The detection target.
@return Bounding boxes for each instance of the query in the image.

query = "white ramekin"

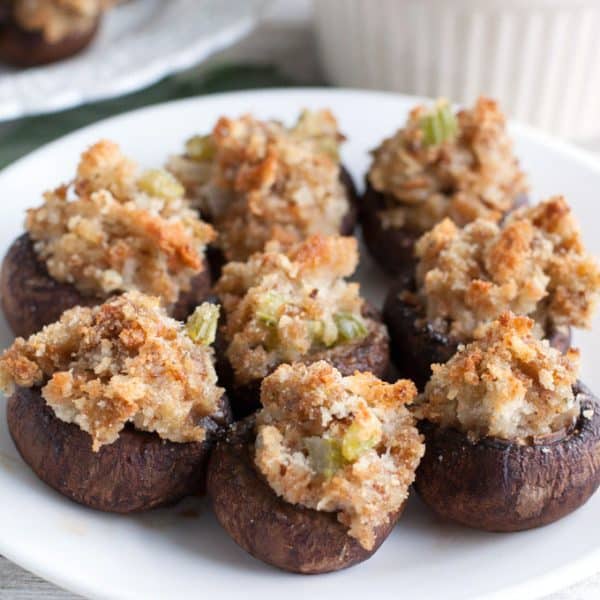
[313,0,600,140]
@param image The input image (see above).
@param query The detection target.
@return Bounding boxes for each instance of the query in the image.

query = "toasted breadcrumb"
[368,97,528,232]
[26,140,215,304]
[414,197,600,338]
[255,361,424,550]
[12,0,111,43]
[418,313,580,442]
[215,235,374,385]
[167,110,349,261]
[0,292,224,451]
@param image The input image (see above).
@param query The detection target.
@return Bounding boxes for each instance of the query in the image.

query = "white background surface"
[2,2,600,598]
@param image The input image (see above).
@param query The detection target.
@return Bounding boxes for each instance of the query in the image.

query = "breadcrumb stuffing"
[167,110,350,261]
[12,0,111,43]
[414,197,600,339]
[368,97,528,232]
[0,292,224,451]
[26,140,215,305]
[255,361,424,550]
[215,235,375,385]
[418,313,581,442]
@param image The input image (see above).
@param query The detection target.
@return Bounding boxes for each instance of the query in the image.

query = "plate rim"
[0,86,599,600]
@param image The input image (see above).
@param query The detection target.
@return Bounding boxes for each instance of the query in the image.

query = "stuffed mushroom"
[0,0,112,67]
[167,109,358,273]
[384,197,600,388]
[414,312,600,531]
[207,361,424,573]
[362,97,528,275]
[214,234,390,418]
[1,140,216,338]
[0,292,230,512]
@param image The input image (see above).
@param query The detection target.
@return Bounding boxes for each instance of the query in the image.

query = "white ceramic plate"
[0,0,268,121]
[0,89,599,600]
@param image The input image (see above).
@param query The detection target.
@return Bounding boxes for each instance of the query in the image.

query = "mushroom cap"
[206,418,404,573]
[7,386,230,512]
[0,15,101,68]
[414,383,600,531]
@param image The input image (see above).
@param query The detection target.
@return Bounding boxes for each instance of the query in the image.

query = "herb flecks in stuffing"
[255,361,424,550]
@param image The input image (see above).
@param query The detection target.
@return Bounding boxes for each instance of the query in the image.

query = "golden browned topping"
[215,235,372,385]
[12,0,111,43]
[26,140,215,305]
[414,197,600,339]
[255,361,424,550]
[418,313,580,442]
[167,110,349,261]
[0,292,224,451]
[368,97,528,232]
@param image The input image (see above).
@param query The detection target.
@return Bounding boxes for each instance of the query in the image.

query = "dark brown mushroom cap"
[205,165,359,280]
[6,386,231,513]
[414,383,600,532]
[360,181,422,276]
[0,15,100,68]
[207,418,404,574]
[360,179,529,276]
[0,233,213,338]
[215,302,390,420]
[338,165,359,235]
[383,271,571,390]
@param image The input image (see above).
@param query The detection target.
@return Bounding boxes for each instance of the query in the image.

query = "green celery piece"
[333,312,368,343]
[186,303,220,345]
[304,437,345,478]
[138,169,185,200]
[185,135,216,162]
[420,101,458,146]
[256,292,285,326]
[341,423,380,462]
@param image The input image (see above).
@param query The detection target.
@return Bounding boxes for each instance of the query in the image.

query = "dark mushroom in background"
[207,418,403,574]
[339,165,359,235]
[360,97,528,276]
[0,0,115,68]
[206,166,359,281]
[0,16,100,67]
[360,180,422,276]
[7,386,230,512]
[416,384,600,531]
[1,234,212,338]
[167,110,359,279]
